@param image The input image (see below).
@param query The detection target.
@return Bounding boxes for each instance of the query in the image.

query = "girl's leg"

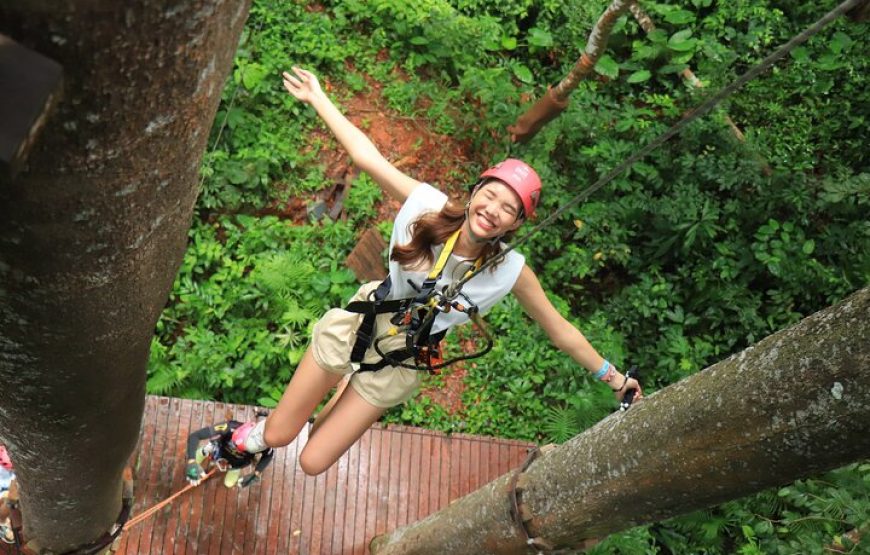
[263,347,344,448]
[309,375,351,436]
[298,384,385,476]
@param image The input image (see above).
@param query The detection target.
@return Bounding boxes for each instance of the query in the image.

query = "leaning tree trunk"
[509,0,632,143]
[0,1,250,552]
[370,286,870,554]
[847,0,870,21]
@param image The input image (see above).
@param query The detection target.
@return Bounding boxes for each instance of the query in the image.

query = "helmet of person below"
[231,422,256,452]
[0,445,12,471]
[477,158,542,219]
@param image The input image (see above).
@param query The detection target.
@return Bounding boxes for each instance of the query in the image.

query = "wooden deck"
[110,396,534,554]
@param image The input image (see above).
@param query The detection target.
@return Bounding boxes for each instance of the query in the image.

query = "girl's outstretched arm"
[512,265,643,402]
[283,66,421,203]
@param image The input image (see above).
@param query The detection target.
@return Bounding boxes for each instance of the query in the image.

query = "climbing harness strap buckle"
[348,228,491,373]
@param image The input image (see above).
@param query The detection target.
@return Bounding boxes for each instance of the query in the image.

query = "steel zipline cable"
[448,0,864,296]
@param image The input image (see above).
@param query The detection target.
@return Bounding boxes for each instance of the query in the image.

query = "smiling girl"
[237,67,642,475]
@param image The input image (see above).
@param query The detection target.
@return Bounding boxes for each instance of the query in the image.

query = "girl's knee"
[263,419,294,448]
[299,448,332,476]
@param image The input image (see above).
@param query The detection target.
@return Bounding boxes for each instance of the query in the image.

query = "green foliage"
[343,173,382,227]
[147,216,359,404]
[442,295,626,441]
[149,0,868,551]
[644,464,870,555]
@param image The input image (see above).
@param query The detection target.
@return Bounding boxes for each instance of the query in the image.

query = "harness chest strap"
[344,229,481,371]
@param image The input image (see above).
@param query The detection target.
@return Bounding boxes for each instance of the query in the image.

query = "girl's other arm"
[282,67,420,203]
[512,265,642,400]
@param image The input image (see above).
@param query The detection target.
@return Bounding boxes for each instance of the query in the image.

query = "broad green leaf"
[528,27,553,48]
[512,63,534,84]
[647,29,668,44]
[802,240,815,255]
[659,63,688,74]
[817,53,843,71]
[594,55,620,79]
[226,107,247,129]
[669,39,697,52]
[830,31,852,54]
[501,36,518,50]
[664,9,696,24]
[627,69,652,83]
[409,36,428,45]
[790,46,810,62]
[669,30,696,51]
[670,29,693,43]
[671,51,695,64]
[241,63,267,90]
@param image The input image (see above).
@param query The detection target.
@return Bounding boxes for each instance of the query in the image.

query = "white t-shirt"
[386,183,525,334]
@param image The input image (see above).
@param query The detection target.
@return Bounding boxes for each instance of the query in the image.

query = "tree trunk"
[847,0,870,21]
[370,287,870,554]
[0,1,250,551]
[509,0,631,143]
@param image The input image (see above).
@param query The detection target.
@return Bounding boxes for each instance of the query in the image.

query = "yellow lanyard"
[428,229,483,282]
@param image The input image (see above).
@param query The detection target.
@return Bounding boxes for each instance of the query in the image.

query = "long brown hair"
[390,193,515,271]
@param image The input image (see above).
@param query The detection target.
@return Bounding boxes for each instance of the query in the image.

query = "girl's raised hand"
[282,66,323,104]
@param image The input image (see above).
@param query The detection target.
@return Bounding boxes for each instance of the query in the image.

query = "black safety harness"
[344,229,493,374]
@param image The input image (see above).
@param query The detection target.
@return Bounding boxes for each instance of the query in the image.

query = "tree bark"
[370,287,870,554]
[509,0,631,143]
[0,1,250,551]
[846,0,870,21]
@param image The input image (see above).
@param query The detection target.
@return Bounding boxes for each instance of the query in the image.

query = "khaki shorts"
[311,281,423,409]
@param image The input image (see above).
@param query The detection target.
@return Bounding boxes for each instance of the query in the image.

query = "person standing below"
[185,420,274,488]
[0,445,16,543]
[240,67,642,475]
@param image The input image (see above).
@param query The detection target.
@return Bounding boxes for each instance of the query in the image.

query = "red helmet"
[478,158,542,219]
[231,422,256,452]
[0,445,12,471]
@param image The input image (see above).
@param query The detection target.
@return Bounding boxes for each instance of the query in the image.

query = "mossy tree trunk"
[371,287,870,555]
[0,1,250,551]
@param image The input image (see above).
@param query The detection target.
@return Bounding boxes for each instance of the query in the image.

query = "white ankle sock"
[244,420,268,453]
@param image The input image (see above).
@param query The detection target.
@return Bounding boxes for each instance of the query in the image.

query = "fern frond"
[253,253,315,296]
[570,387,615,430]
[542,405,580,443]
[146,366,182,395]
[281,298,315,325]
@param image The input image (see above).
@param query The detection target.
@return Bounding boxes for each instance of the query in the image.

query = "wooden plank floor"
[111,396,534,554]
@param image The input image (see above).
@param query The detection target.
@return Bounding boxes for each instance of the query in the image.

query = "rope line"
[450,0,862,294]
[123,469,218,531]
